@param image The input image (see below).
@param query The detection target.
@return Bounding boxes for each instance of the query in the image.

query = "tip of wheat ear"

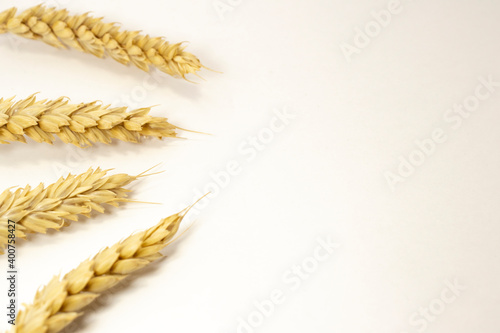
[0,5,208,80]
[11,206,192,333]
[0,166,155,254]
[0,94,185,147]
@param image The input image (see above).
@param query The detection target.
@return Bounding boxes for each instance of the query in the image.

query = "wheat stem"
[0,5,206,79]
[0,94,180,147]
[0,167,145,254]
[10,208,189,333]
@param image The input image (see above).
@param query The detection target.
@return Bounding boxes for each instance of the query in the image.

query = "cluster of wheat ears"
[0,4,210,332]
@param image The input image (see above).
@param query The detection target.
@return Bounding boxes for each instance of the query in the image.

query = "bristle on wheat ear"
[0,94,182,147]
[10,207,193,333]
[0,5,208,79]
[0,167,153,254]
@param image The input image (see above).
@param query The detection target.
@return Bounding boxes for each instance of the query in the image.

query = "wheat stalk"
[0,5,207,80]
[9,207,190,333]
[0,167,152,254]
[0,94,182,147]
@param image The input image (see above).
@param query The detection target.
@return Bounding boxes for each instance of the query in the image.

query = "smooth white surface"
[0,0,500,332]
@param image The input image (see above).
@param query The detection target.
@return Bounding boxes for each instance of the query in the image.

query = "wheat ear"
[0,94,181,147]
[0,5,206,79]
[10,208,189,333]
[0,167,150,254]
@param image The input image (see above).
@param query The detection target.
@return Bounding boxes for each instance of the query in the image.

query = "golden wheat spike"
[10,208,188,333]
[0,167,148,254]
[0,94,181,147]
[0,5,206,79]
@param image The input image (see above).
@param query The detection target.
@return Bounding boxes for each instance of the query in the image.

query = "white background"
[0,0,500,332]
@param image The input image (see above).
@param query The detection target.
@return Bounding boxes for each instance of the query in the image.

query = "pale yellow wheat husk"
[0,94,180,147]
[9,208,189,333]
[0,167,148,254]
[0,5,206,79]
